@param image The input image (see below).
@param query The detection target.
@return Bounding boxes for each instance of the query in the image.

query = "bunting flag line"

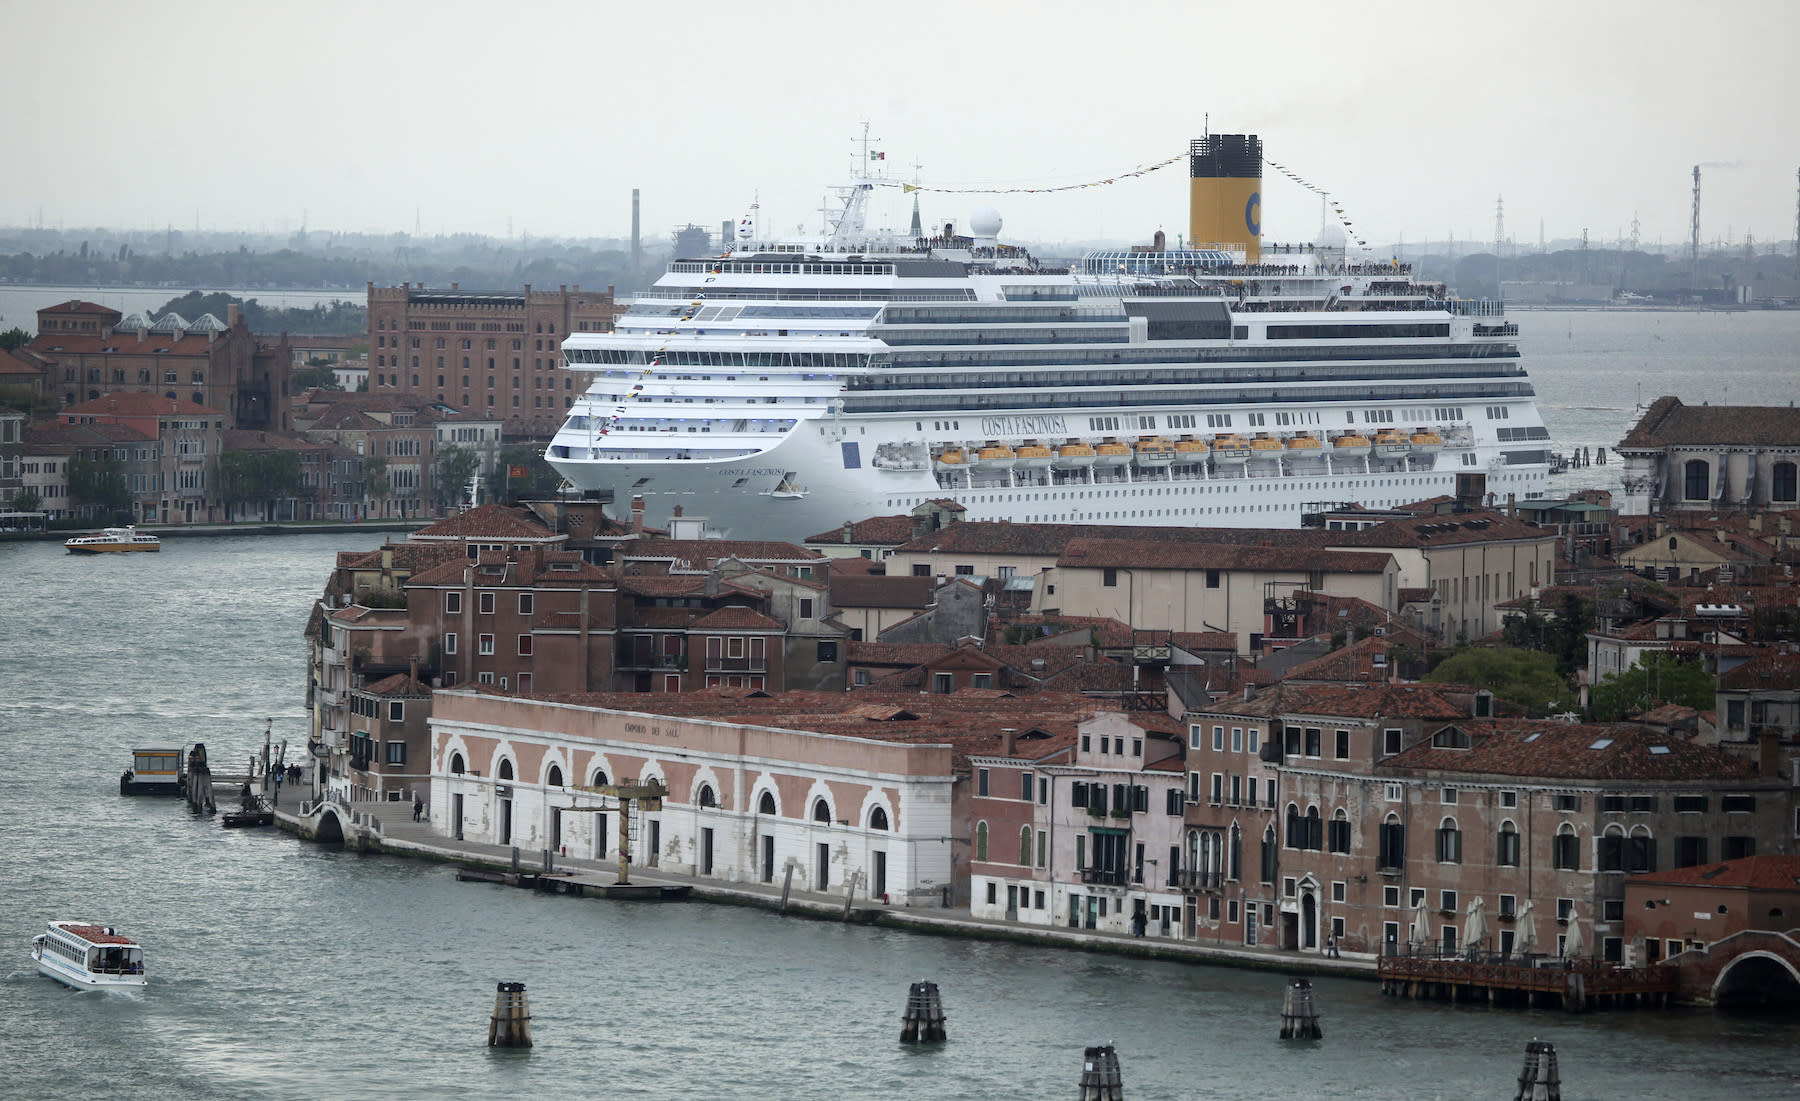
[897,151,1187,195]
[1263,158,1371,251]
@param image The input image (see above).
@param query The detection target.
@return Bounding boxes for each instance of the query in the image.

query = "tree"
[435,445,481,511]
[290,364,343,391]
[0,326,32,351]
[218,449,305,520]
[8,488,42,513]
[1424,646,1576,715]
[1587,651,1716,721]
[67,453,132,520]
[364,455,390,510]
[1499,591,1595,676]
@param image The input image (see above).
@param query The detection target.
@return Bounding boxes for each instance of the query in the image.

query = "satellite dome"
[1319,221,1348,249]
[969,206,1003,238]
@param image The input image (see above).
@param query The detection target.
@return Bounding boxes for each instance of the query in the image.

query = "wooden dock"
[454,865,689,901]
[1378,953,1675,1012]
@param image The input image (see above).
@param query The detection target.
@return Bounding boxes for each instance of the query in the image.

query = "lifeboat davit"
[934,447,971,473]
[1333,433,1372,458]
[1409,429,1444,454]
[1053,441,1097,468]
[973,444,1017,471]
[1093,442,1132,467]
[1210,433,1252,464]
[1134,436,1177,468]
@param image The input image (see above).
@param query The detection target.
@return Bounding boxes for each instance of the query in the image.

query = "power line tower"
[1494,195,1505,257]
[1689,165,1702,299]
[1630,212,1641,253]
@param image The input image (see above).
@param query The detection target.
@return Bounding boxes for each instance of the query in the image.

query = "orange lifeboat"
[1249,434,1284,461]
[973,444,1017,470]
[1174,437,1210,463]
[1210,433,1252,464]
[1374,429,1412,459]
[934,447,970,473]
[1284,434,1323,455]
[1093,441,1132,467]
[1409,428,1444,454]
[1015,442,1054,468]
[1333,433,1372,458]
[1134,436,1177,468]
[1053,441,1097,469]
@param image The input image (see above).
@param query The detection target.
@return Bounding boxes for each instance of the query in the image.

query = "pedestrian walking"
[412,797,423,822]
[1327,933,1340,958]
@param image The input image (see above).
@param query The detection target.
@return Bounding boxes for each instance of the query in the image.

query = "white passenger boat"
[31,921,147,990]
[545,132,1552,536]
[64,526,160,554]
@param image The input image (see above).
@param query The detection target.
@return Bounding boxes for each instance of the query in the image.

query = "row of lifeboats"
[933,430,1443,472]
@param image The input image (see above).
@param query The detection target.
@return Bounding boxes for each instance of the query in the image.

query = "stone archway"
[312,804,347,845]
[1713,951,1800,1008]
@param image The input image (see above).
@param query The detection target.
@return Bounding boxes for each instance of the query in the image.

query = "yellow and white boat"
[1249,435,1285,460]
[64,526,160,554]
[1284,434,1324,456]
[1053,441,1097,469]
[1014,442,1055,468]
[1333,433,1372,458]
[1374,429,1413,459]
[933,447,971,474]
[1210,433,1253,464]
[973,444,1017,471]
[1133,436,1178,467]
[1174,437,1210,463]
[1409,428,1444,454]
[1093,441,1133,467]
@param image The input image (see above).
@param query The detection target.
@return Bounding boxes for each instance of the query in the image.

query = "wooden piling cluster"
[488,981,533,1048]
[1376,955,1674,1012]
[182,743,215,813]
[1078,1045,1123,1100]
[899,981,946,1043]
[1279,979,1322,1039]
[1513,1039,1561,1100]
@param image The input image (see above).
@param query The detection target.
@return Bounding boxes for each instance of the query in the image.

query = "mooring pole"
[1079,1044,1122,1100]
[488,981,533,1048]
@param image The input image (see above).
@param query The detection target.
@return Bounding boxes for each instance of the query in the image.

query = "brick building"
[26,301,291,430]
[60,393,226,523]
[365,283,621,438]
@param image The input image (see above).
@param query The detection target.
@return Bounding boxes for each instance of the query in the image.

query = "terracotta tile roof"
[1324,511,1549,548]
[804,515,918,546]
[848,641,954,667]
[1621,396,1800,449]
[1171,631,1238,652]
[831,574,935,609]
[0,347,39,376]
[1627,855,1800,891]
[987,644,1089,677]
[411,503,559,541]
[304,404,389,431]
[222,429,326,452]
[327,606,409,627]
[824,555,883,577]
[1718,646,1800,691]
[1282,636,1400,683]
[691,606,785,631]
[24,421,153,448]
[63,392,223,418]
[405,552,613,588]
[1060,538,1393,574]
[1381,719,1759,782]
[524,688,1111,770]
[1005,614,1134,649]
[32,331,233,358]
[362,673,431,696]
[1397,588,1436,604]
[334,542,467,576]
[38,300,122,316]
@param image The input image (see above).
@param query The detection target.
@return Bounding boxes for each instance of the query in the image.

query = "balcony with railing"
[1170,868,1225,892]
[704,655,767,673]
[1080,866,1130,887]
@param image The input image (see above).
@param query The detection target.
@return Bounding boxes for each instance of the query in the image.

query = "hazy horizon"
[4,0,1797,253]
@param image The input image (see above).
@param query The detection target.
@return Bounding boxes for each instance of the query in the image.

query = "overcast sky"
[5,0,1796,252]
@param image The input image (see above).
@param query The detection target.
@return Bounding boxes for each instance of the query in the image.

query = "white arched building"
[428,689,954,904]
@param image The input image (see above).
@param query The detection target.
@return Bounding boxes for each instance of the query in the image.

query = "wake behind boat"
[546,132,1552,538]
[64,526,160,554]
[31,921,147,990]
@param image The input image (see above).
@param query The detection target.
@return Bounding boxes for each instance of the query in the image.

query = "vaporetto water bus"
[31,921,148,991]
[547,135,1552,538]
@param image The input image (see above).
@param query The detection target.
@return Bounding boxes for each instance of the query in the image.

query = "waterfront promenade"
[276,798,1377,981]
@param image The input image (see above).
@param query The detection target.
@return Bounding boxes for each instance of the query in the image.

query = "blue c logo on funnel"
[1245,193,1262,237]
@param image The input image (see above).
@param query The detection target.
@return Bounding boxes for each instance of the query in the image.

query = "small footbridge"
[1671,930,1800,1007]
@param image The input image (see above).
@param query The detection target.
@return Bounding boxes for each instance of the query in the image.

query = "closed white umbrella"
[1515,900,1539,955]
[1563,906,1586,959]
[1412,896,1433,951]
[1464,896,1489,955]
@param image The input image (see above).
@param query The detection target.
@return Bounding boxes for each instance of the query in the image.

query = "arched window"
[868,806,889,831]
[1684,459,1711,501]
[1436,817,1462,863]
[1379,813,1406,869]
[698,784,717,808]
[1284,803,1302,850]
[758,791,776,815]
[1328,808,1351,854]
[1020,825,1033,866]
[1497,820,1520,866]
[1773,461,1798,503]
[1598,824,1626,871]
[591,768,609,788]
[449,752,465,775]
[1260,825,1277,884]
[975,820,989,862]
[1628,825,1656,873]
[812,798,832,823]
[1552,823,1580,870]
[1228,824,1242,882]
[497,758,514,781]
[1304,806,1322,852]
[546,764,563,788]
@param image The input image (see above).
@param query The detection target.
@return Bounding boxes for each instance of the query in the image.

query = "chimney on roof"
[843,520,855,544]
[1000,728,1017,757]
[409,657,419,686]
[381,543,394,573]
[1758,729,1781,776]
[630,496,645,534]
[451,282,459,291]
[673,504,683,518]
[1244,683,1256,701]
[227,303,240,329]
[137,326,145,344]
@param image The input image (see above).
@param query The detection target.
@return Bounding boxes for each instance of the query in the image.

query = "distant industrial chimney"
[631,188,642,277]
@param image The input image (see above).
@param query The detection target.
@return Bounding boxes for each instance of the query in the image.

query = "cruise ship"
[547,135,1552,538]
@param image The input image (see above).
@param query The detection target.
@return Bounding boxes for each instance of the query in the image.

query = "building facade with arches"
[426,689,955,904]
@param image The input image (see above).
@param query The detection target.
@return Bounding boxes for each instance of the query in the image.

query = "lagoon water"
[4,529,1800,1100]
